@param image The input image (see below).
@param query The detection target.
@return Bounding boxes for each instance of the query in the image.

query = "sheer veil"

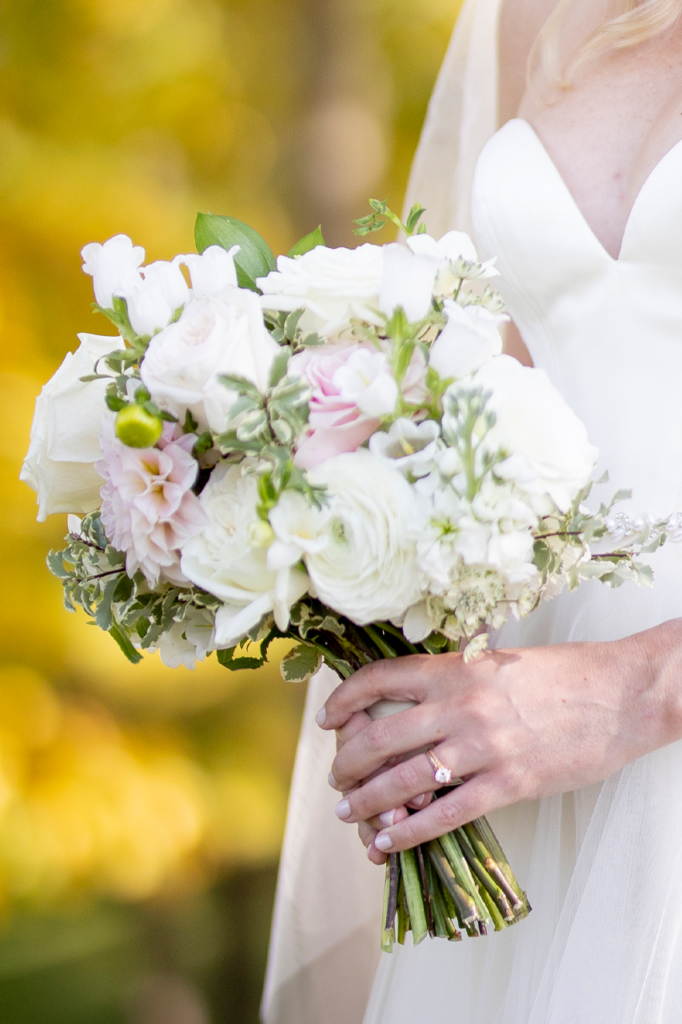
[261,2,503,1022]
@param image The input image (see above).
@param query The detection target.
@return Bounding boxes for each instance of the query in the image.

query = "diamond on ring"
[427,749,453,786]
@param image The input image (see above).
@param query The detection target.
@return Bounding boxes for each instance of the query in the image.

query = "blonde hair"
[535,0,682,87]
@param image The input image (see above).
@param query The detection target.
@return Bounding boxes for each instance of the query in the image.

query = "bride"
[263,1,682,1022]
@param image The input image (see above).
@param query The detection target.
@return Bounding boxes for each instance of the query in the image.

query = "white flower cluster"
[24,216,609,670]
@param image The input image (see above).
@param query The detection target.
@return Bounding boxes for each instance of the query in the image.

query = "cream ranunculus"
[305,450,425,623]
[140,288,279,434]
[180,462,309,647]
[21,333,125,521]
[257,244,384,340]
[470,355,598,513]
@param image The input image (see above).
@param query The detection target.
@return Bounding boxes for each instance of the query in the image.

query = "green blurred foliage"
[0,0,460,1019]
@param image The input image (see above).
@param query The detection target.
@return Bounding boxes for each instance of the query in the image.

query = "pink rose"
[289,343,385,470]
[96,419,207,587]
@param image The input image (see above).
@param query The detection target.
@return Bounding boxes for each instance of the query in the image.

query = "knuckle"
[431,795,460,832]
[393,757,423,794]
[365,718,391,755]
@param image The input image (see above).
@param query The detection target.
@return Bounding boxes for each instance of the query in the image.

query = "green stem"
[426,840,479,929]
[455,828,514,923]
[400,849,429,945]
[381,860,395,952]
[439,831,491,924]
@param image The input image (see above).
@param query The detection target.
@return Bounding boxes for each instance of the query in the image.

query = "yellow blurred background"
[0,0,459,1020]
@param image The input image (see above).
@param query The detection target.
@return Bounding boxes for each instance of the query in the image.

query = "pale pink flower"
[96,419,207,587]
[289,343,381,469]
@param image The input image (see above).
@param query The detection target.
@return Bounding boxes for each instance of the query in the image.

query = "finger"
[335,710,372,749]
[318,655,457,730]
[334,746,479,824]
[371,772,512,853]
[365,805,410,830]
[331,701,444,790]
[357,821,386,865]
[407,792,432,810]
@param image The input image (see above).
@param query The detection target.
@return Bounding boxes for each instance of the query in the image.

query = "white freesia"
[140,289,279,434]
[21,333,125,521]
[369,418,440,478]
[81,234,145,308]
[267,490,330,570]
[428,301,506,380]
[306,450,425,623]
[379,243,439,322]
[126,259,190,337]
[180,245,239,298]
[180,463,309,646]
[471,355,598,513]
[333,350,398,418]
[257,244,384,339]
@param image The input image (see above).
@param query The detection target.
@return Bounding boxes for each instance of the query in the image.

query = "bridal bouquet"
[22,200,666,950]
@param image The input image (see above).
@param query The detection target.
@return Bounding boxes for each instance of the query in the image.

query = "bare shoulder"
[498,0,559,123]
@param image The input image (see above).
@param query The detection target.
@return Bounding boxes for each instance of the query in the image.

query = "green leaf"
[218,373,263,402]
[269,348,290,388]
[194,212,276,291]
[280,644,322,683]
[109,623,143,664]
[216,646,266,671]
[287,226,325,258]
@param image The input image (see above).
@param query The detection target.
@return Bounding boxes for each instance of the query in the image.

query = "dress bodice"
[472,118,682,518]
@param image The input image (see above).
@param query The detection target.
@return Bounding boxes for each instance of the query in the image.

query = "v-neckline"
[511,118,682,263]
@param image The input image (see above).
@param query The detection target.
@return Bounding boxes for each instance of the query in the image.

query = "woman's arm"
[319,620,682,857]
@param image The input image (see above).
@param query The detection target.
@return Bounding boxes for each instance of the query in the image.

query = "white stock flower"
[472,356,598,513]
[140,289,279,434]
[156,607,217,670]
[428,301,505,381]
[379,243,439,322]
[257,244,384,339]
[81,235,145,309]
[21,333,125,521]
[126,259,190,337]
[369,418,440,478]
[333,349,398,418]
[305,450,425,623]
[180,246,239,298]
[180,463,309,647]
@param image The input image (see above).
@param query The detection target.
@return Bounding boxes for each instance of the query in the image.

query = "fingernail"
[379,810,396,827]
[412,793,426,808]
[375,833,393,852]
[315,708,326,727]
[328,772,339,789]
[366,843,375,859]
[334,799,351,820]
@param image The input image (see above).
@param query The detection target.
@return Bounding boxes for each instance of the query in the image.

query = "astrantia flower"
[257,244,384,340]
[180,462,309,647]
[306,450,425,623]
[96,420,207,587]
[140,289,279,434]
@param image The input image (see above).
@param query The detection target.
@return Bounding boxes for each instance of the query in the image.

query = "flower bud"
[248,519,275,548]
[115,404,163,448]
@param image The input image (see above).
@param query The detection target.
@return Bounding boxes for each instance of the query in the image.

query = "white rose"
[428,301,505,381]
[81,234,145,308]
[305,450,425,623]
[140,289,280,434]
[257,244,384,340]
[470,356,598,513]
[180,463,309,647]
[369,418,440,478]
[126,258,190,337]
[21,333,125,521]
[379,243,439,322]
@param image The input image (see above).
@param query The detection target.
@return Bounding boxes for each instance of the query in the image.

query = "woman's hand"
[319,621,682,857]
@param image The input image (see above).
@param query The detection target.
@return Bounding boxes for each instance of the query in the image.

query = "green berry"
[115,404,164,448]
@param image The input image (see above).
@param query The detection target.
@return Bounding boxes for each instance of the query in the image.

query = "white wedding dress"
[263,2,682,1022]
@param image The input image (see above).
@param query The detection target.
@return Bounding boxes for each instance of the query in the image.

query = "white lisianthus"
[21,333,125,521]
[379,243,440,322]
[180,463,309,647]
[81,234,145,309]
[369,418,440,478]
[306,450,425,623]
[257,244,384,339]
[126,259,190,337]
[428,301,506,381]
[140,289,279,434]
[333,349,398,418]
[180,245,239,298]
[471,356,598,513]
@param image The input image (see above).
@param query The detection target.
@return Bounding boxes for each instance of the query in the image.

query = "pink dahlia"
[96,419,207,587]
